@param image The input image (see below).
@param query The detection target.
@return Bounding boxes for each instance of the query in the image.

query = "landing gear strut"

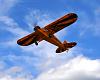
[35,41,38,45]
[48,34,52,38]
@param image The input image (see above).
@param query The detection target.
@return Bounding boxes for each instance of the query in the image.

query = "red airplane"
[17,13,78,53]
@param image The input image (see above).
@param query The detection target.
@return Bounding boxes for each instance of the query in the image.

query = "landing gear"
[48,34,52,38]
[35,41,38,46]
[34,26,40,31]
[66,49,69,53]
[34,38,38,46]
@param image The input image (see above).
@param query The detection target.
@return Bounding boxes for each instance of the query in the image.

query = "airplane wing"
[44,13,77,34]
[17,31,42,46]
[17,13,77,47]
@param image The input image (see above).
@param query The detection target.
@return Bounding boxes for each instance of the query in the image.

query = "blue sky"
[0,0,100,80]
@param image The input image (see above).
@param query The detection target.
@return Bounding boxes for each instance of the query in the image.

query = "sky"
[0,0,100,80]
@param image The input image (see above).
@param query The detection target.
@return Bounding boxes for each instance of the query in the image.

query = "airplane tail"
[56,41,77,53]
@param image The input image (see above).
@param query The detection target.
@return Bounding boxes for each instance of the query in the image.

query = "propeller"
[32,22,37,30]
[33,23,40,31]
[33,22,37,27]
[28,11,38,30]
[31,15,41,31]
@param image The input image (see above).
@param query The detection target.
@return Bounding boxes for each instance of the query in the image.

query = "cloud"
[78,9,100,37]
[0,65,34,80]
[0,0,18,15]
[0,61,6,70]
[0,16,29,36]
[0,55,100,80]
[0,16,30,46]
[76,0,100,37]
[92,8,100,36]
[34,55,100,80]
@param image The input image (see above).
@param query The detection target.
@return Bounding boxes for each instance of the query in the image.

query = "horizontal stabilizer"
[56,41,77,53]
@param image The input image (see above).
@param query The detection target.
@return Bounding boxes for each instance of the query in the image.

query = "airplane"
[17,13,78,53]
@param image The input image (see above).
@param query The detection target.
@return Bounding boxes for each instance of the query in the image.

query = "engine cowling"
[34,26,40,31]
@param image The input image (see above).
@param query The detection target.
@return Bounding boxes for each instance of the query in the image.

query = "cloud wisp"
[0,0,19,15]
[0,55,100,80]
[76,0,100,37]
[34,55,100,80]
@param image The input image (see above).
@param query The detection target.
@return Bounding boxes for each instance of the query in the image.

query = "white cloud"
[0,61,6,70]
[34,55,100,80]
[77,1,100,37]
[92,8,100,36]
[0,0,18,15]
[25,10,55,30]
[0,16,29,37]
[79,8,100,37]
[0,66,34,80]
[0,74,33,80]
[0,16,30,46]
[0,55,100,80]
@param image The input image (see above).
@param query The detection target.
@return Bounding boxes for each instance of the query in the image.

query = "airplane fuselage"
[17,13,78,53]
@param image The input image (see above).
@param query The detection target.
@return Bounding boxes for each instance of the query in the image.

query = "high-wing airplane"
[17,13,78,53]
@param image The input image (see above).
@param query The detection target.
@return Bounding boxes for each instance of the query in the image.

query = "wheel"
[35,41,38,45]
